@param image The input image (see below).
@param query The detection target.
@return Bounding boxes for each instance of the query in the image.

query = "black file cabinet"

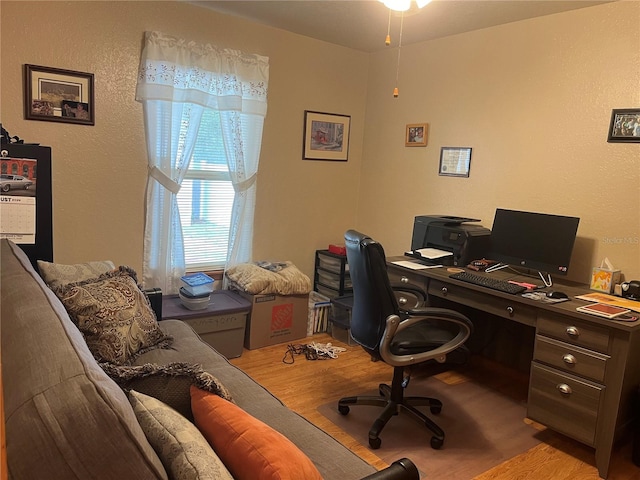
[313,250,351,298]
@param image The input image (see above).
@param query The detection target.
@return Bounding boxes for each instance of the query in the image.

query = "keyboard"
[449,271,527,295]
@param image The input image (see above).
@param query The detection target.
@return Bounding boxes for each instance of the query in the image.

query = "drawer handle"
[562,354,577,365]
[441,287,448,296]
[401,276,409,284]
[398,296,408,306]
[506,306,514,315]
[557,383,572,395]
[566,326,580,337]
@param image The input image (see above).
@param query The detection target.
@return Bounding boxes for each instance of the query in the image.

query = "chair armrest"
[143,288,163,320]
[389,284,427,308]
[379,308,473,367]
[360,458,419,480]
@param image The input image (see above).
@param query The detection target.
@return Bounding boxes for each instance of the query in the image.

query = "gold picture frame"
[405,123,428,147]
[24,64,95,125]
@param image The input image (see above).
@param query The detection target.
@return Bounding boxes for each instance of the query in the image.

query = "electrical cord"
[282,342,346,364]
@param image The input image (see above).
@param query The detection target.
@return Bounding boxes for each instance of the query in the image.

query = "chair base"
[337,368,445,450]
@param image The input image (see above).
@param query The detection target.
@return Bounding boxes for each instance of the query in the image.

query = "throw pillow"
[55,266,173,364]
[190,386,323,480]
[37,259,115,289]
[102,362,232,421]
[129,390,234,480]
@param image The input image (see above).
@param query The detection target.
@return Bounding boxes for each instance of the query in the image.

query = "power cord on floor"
[282,342,347,364]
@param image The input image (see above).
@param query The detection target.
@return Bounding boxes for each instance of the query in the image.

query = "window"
[177,109,233,271]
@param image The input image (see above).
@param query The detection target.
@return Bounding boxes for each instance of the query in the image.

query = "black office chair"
[337,230,473,450]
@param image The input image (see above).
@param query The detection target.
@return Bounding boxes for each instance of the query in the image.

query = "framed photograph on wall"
[24,64,95,125]
[439,147,472,177]
[303,110,351,161]
[607,108,640,143]
[405,123,428,147]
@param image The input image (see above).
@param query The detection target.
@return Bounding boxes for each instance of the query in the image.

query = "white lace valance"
[136,31,269,116]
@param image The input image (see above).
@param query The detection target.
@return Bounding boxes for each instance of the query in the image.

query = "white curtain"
[136,31,269,292]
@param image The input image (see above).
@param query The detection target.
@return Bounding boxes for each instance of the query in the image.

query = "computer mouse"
[547,291,568,299]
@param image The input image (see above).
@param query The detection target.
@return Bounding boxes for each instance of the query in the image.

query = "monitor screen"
[489,209,580,275]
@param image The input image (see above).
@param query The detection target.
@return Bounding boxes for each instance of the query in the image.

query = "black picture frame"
[438,147,472,177]
[607,108,640,143]
[303,110,351,161]
[24,64,95,125]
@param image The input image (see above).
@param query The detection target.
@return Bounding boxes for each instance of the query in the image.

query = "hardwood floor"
[230,334,640,479]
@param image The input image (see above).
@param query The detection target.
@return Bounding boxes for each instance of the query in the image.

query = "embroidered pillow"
[37,259,115,289]
[191,386,323,480]
[129,390,234,480]
[55,266,172,364]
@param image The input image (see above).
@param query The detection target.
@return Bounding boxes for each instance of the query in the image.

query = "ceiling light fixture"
[381,0,432,97]
[381,0,431,12]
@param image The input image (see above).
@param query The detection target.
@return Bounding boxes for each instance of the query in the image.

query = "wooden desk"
[387,257,640,479]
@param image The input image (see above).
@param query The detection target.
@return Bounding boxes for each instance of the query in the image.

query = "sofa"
[1,239,418,480]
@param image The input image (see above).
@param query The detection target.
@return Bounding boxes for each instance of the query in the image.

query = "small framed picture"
[439,147,472,177]
[405,123,428,147]
[24,64,95,125]
[303,111,351,161]
[607,108,640,143]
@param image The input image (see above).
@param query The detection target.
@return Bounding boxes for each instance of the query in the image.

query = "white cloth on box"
[225,262,311,295]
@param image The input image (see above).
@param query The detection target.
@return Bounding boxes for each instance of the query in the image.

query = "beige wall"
[359,1,640,283]
[1,1,638,284]
[0,1,368,278]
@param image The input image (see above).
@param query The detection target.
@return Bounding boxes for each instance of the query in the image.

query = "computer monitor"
[488,208,580,275]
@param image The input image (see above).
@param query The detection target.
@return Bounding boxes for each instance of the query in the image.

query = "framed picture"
[405,123,428,147]
[24,64,95,125]
[607,109,640,143]
[303,111,351,161]
[439,147,472,177]
[607,108,640,143]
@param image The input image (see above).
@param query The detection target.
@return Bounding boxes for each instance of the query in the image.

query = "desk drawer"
[534,335,608,383]
[387,268,428,290]
[537,314,610,354]
[429,279,537,326]
[528,362,602,446]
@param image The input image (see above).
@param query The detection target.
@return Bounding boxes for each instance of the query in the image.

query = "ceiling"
[190,0,613,53]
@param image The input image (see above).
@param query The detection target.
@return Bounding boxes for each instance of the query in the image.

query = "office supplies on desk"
[577,303,631,319]
[392,260,442,270]
[409,215,491,267]
[521,291,569,303]
[449,271,527,294]
[576,292,640,312]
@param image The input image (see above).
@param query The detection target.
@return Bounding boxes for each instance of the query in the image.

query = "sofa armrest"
[360,458,419,480]
[143,288,163,320]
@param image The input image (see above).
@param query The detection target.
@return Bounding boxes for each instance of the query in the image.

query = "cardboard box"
[238,291,309,349]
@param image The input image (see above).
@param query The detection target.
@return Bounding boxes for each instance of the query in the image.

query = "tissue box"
[590,268,621,293]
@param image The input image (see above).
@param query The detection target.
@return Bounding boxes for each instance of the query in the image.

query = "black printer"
[409,215,491,266]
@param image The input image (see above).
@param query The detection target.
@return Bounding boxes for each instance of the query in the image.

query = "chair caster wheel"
[430,436,443,449]
[369,436,382,449]
[430,405,442,415]
[338,405,350,415]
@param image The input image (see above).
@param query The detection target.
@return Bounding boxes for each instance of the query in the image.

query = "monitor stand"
[484,263,554,287]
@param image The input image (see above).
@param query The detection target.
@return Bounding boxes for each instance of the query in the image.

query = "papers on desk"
[411,248,453,260]
[391,260,443,270]
[575,292,640,313]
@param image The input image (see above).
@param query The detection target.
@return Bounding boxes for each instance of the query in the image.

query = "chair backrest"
[344,230,400,352]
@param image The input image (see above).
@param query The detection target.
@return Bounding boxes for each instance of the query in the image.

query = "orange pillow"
[190,386,323,480]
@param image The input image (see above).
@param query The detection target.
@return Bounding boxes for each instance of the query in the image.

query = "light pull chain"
[394,11,404,98]
[385,9,392,45]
